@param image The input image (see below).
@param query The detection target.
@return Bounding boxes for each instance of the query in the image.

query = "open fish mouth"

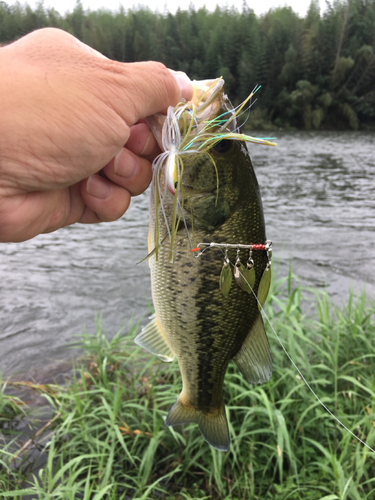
[147,78,277,262]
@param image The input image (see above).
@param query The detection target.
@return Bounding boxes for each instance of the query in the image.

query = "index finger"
[126,122,161,160]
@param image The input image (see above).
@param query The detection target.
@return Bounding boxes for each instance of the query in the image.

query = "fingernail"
[114,149,139,178]
[172,70,193,101]
[140,129,153,156]
[86,175,110,199]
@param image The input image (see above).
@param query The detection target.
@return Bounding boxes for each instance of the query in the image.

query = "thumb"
[102,61,193,125]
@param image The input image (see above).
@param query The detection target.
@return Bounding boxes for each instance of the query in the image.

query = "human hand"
[0,28,192,242]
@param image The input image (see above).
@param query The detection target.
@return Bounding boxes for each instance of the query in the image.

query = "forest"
[0,0,374,129]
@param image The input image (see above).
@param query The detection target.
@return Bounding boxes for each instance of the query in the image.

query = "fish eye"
[212,140,232,154]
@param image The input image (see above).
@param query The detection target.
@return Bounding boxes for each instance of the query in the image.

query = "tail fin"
[165,395,230,451]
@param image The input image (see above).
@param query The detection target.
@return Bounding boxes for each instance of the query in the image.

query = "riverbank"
[1,274,375,499]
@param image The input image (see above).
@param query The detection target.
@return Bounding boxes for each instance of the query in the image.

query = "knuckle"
[147,61,178,98]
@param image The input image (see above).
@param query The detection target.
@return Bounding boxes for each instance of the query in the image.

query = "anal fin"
[135,314,175,362]
[166,394,230,452]
[233,314,272,385]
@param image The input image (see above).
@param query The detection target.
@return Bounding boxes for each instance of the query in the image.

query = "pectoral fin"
[233,314,272,385]
[135,314,175,362]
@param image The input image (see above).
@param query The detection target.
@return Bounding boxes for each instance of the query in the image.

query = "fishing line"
[153,232,375,453]
[150,77,374,452]
[215,248,375,454]
[262,306,375,453]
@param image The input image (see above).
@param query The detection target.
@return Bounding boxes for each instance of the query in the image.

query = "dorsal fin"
[135,314,175,362]
[233,314,272,384]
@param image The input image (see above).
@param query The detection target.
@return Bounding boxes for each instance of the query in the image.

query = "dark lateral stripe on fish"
[195,252,226,410]
[193,240,269,410]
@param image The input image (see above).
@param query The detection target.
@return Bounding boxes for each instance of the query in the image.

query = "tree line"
[0,0,374,129]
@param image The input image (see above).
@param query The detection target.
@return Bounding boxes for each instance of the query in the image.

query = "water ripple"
[1,131,374,376]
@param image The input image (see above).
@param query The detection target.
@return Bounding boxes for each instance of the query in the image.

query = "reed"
[1,272,375,499]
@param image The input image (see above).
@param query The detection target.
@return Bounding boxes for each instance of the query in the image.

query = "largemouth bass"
[135,79,275,451]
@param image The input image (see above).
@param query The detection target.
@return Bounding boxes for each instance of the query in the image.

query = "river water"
[1,131,374,378]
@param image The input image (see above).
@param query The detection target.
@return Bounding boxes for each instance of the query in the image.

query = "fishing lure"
[149,78,276,262]
[190,241,272,305]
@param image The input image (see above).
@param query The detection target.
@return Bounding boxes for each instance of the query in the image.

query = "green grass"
[1,272,375,499]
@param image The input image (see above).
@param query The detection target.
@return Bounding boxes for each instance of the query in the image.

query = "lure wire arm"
[190,240,272,258]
